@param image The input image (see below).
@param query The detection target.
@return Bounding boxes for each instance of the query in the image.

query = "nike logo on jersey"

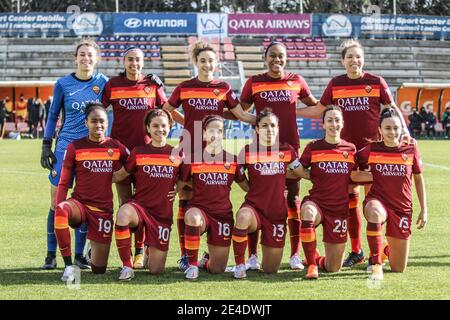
[69,84,90,96]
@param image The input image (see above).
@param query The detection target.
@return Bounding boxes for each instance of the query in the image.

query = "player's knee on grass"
[91,264,106,274]
[149,265,165,275]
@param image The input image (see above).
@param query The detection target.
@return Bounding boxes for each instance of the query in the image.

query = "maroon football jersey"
[240,72,311,149]
[241,142,298,220]
[102,75,167,151]
[357,140,423,213]
[320,72,393,150]
[300,139,357,213]
[61,137,128,212]
[181,150,245,219]
[125,144,183,224]
[168,78,239,157]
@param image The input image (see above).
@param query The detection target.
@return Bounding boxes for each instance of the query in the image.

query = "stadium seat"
[149,36,159,44]
[17,122,28,133]
[137,36,146,44]
[108,36,117,42]
[223,44,234,52]
[3,122,16,137]
[118,36,128,44]
[435,123,445,136]
[98,36,106,42]
[150,44,160,52]
[150,52,161,60]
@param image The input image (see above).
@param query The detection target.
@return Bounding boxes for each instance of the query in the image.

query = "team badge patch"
[402,153,408,161]
[92,86,100,95]
[279,152,285,159]
[51,170,57,178]
[343,151,349,159]
[144,87,151,94]
[224,162,231,170]
[365,85,372,93]
[287,81,294,87]
[107,149,114,157]
[169,156,175,163]
[213,89,220,96]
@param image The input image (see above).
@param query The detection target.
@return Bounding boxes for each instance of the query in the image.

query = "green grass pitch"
[0,139,449,299]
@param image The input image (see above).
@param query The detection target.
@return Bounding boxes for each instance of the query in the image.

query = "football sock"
[301,220,317,266]
[177,200,188,256]
[348,193,362,253]
[74,222,88,256]
[185,225,200,267]
[232,227,248,266]
[247,231,259,257]
[115,225,132,268]
[46,208,57,256]
[54,203,73,265]
[288,207,301,257]
[367,222,382,265]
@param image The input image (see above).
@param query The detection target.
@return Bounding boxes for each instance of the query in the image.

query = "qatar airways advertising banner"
[228,13,312,35]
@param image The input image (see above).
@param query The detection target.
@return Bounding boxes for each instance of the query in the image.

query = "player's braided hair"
[190,40,216,63]
[84,102,107,120]
[340,39,364,59]
[144,109,174,133]
[256,107,279,127]
[322,105,342,122]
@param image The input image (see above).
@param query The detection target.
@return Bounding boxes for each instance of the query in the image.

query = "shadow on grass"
[0,264,370,286]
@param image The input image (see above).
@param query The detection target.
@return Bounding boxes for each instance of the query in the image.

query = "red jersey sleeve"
[319,79,333,106]
[240,78,254,105]
[180,163,192,182]
[356,144,371,171]
[156,86,168,108]
[102,81,112,107]
[167,84,182,108]
[412,141,424,174]
[56,143,76,205]
[225,85,239,109]
[299,143,312,169]
[379,77,394,105]
[298,75,312,100]
[124,148,137,173]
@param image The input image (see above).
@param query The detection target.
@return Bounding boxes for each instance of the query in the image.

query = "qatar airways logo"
[72,99,101,113]
[374,163,406,176]
[254,162,286,175]
[119,98,150,110]
[199,172,229,185]
[142,165,175,179]
[188,98,219,111]
[337,97,370,111]
[318,161,349,174]
[82,160,113,173]
[259,90,291,103]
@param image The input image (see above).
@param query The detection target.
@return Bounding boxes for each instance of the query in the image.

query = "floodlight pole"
[299,0,303,14]
[116,0,119,13]
[16,0,20,13]
[393,0,396,15]
[207,0,210,13]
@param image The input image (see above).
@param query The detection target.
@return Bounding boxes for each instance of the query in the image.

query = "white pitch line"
[424,163,450,171]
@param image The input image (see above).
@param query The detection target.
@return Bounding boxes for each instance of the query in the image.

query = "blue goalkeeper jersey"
[44,72,108,153]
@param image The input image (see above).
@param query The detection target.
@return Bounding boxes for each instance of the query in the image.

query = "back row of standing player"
[41,38,426,281]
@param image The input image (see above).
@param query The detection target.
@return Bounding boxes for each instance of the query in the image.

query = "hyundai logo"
[124,18,142,28]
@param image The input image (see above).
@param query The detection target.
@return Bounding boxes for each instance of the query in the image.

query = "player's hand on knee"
[41,138,56,170]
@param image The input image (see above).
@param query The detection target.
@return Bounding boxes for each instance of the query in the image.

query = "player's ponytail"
[256,108,279,127]
[84,102,107,120]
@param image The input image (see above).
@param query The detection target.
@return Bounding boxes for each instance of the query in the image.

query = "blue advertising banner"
[113,13,197,35]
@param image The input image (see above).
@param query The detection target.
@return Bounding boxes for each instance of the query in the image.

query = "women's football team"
[42,38,428,283]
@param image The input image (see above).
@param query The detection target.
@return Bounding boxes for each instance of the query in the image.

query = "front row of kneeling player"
[55,103,427,282]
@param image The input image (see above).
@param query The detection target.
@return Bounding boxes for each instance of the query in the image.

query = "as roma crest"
[287,81,294,87]
[144,86,151,95]
[343,151,349,159]
[169,156,176,163]
[279,152,285,159]
[224,162,231,170]
[92,86,100,95]
[213,89,220,96]
[401,153,408,161]
[107,149,114,157]
[365,85,372,93]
